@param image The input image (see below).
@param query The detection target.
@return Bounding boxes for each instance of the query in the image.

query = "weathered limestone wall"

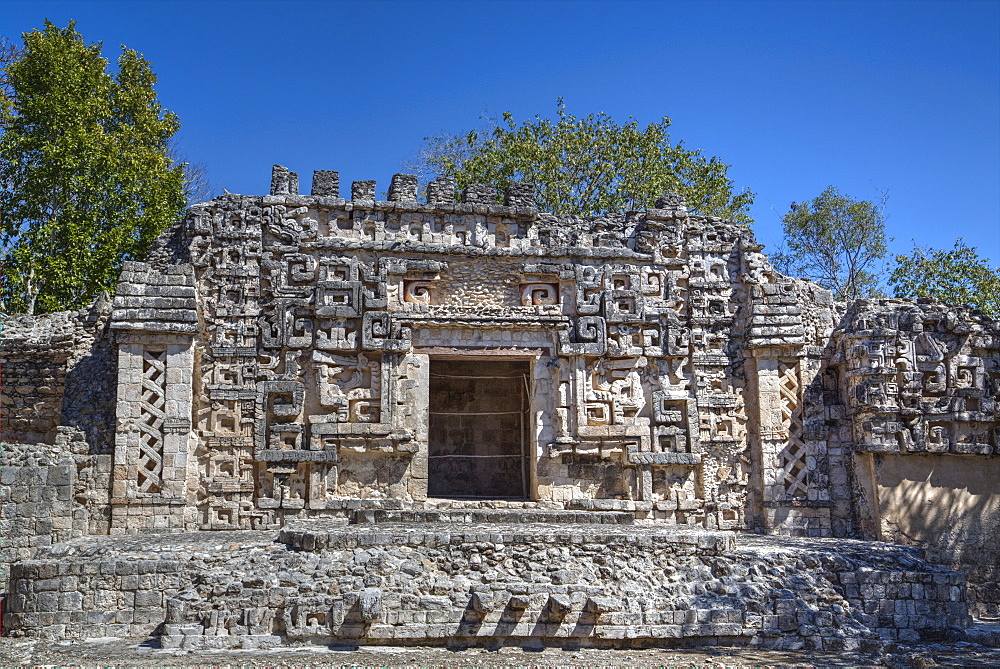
[1,442,108,602]
[875,454,1000,617]
[0,444,76,568]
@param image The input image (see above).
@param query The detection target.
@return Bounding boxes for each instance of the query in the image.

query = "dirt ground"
[2,637,1000,669]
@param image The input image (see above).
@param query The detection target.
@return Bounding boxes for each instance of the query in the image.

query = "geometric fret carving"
[136,348,167,494]
[777,361,808,498]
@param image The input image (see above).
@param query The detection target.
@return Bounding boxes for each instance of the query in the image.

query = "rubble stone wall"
[1,314,74,445]
[3,525,969,650]
[0,304,116,597]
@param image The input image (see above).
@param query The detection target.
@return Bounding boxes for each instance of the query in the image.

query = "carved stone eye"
[520,282,559,306]
[403,280,433,304]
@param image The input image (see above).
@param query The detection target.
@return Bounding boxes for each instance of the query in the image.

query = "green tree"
[0,21,185,315]
[410,100,755,220]
[889,240,1000,317]
[777,186,887,301]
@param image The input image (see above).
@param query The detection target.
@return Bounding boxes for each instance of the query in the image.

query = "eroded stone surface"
[3,526,968,650]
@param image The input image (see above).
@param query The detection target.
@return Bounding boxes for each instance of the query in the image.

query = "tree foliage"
[410,101,755,220]
[777,186,887,301]
[889,240,1000,317]
[0,21,185,314]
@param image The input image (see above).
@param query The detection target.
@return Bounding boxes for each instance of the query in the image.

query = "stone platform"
[3,510,971,651]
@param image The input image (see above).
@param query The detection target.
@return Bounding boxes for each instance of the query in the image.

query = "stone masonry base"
[4,518,969,651]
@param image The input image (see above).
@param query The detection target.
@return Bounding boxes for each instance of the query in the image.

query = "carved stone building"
[2,166,998,649]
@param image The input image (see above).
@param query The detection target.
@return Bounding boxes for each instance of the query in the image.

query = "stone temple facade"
[1,166,998,650]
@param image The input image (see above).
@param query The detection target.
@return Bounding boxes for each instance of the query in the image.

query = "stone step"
[567,498,653,512]
[963,620,1000,648]
[349,508,635,525]
[279,522,731,552]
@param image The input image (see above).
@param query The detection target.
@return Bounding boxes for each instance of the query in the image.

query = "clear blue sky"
[3,0,998,267]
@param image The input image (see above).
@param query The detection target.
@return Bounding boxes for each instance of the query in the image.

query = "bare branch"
[168,139,217,205]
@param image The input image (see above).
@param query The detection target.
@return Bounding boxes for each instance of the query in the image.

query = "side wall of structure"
[831,299,1000,616]
[0,304,116,598]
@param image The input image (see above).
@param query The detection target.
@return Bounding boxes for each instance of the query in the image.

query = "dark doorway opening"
[427,359,530,499]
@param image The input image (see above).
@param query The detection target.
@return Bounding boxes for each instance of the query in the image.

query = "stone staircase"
[349,508,635,525]
[302,498,644,526]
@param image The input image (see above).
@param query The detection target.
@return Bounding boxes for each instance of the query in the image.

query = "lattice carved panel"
[777,361,808,498]
[136,348,167,494]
